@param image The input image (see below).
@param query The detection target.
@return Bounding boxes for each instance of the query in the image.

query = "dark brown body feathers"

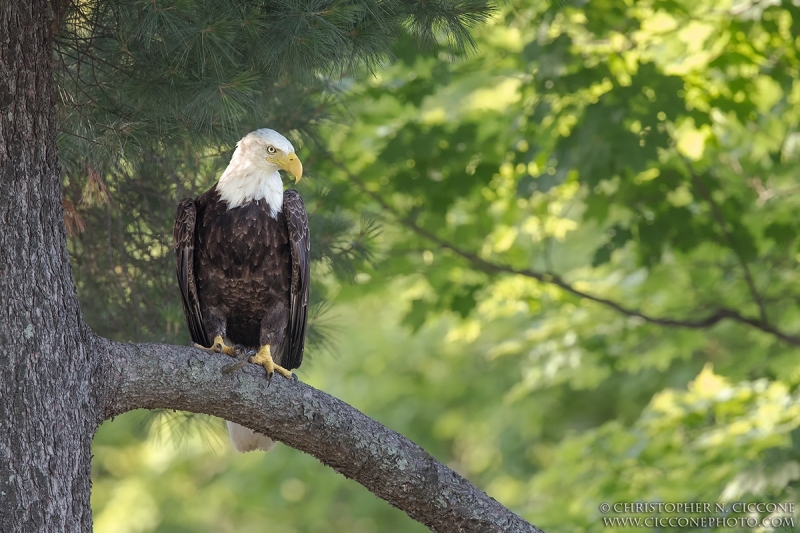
[173,188,310,370]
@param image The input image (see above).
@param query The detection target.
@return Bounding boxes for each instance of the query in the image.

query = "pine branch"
[334,162,800,347]
[100,338,542,533]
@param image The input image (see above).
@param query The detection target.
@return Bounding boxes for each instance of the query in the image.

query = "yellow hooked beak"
[281,152,303,183]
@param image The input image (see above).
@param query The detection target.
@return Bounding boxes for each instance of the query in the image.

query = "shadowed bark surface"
[0,1,98,531]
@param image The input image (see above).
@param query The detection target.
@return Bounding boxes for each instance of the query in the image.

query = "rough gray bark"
[0,2,542,532]
[101,339,542,533]
[0,1,99,531]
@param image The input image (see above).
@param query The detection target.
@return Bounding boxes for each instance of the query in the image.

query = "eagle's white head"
[216,128,303,216]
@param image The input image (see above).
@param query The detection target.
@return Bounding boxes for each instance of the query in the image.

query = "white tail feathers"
[226,421,276,452]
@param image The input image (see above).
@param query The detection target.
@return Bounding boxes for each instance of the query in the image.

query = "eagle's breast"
[193,189,291,344]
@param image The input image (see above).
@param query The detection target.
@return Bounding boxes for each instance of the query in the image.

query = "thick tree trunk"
[0,1,98,531]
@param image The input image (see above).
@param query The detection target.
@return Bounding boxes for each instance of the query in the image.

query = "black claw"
[267,371,273,386]
[291,373,299,383]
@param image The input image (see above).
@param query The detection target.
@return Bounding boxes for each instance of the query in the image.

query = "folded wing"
[282,189,310,370]
[173,198,208,346]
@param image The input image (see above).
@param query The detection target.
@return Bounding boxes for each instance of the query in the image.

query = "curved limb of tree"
[334,161,800,347]
[100,339,542,533]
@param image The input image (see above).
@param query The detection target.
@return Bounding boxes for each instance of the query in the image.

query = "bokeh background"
[57,0,800,530]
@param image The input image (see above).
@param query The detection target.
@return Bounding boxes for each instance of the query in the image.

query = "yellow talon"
[250,345,292,380]
[194,335,236,357]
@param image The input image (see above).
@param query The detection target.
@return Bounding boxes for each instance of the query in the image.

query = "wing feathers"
[173,198,208,346]
[283,189,310,370]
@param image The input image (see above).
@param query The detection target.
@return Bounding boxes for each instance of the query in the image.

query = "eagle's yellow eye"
[267,146,276,154]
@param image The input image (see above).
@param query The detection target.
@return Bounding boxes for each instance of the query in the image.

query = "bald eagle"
[173,129,309,452]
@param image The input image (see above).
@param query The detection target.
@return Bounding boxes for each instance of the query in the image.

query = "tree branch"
[686,164,769,323]
[99,338,542,533]
[333,162,800,347]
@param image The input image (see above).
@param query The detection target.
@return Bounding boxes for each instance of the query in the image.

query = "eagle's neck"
[216,157,283,217]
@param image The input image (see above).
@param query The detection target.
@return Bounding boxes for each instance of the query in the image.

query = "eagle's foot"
[193,335,236,357]
[250,345,292,382]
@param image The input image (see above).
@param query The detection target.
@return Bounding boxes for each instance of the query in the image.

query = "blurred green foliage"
[76,0,800,530]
